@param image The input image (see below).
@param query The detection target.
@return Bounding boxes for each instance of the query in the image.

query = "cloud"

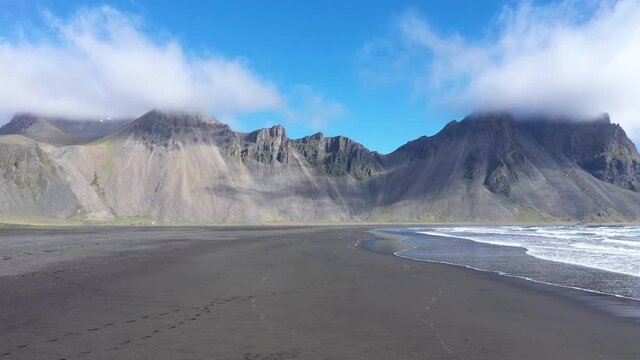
[0,6,284,120]
[363,0,640,137]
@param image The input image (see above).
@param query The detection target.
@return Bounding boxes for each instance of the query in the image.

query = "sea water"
[388,226,640,301]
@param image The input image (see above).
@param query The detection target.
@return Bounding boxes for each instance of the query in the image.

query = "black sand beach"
[0,226,639,359]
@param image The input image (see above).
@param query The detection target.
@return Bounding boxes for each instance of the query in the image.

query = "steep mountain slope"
[2,109,640,223]
[375,112,640,221]
[51,110,383,222]
[0,135,79,219]
[519,114,640,191]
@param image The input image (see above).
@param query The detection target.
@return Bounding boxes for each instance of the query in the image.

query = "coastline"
[1,226,639,359]
[361,229,416,254]
[364,228,640,322]
[5,216,640,228]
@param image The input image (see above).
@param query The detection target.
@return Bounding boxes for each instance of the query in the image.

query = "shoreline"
[361,229,416,254]
[364,228,640,323]
[5,219,640,228]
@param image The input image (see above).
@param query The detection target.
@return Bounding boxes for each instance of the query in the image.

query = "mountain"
[1,110,640,224]
[37,110,384,223]
[0,135,79,219]
[374,112,640,221]
[0,113,130,146]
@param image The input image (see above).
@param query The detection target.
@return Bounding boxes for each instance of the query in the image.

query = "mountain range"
[2,110,640,224]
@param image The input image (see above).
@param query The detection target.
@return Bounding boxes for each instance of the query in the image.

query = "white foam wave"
[602,239,640,247]
[412,226,640,278]
[394,250,640,302]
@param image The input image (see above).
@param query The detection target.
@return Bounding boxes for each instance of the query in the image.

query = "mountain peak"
[0,113,39,135]
[245,124,287,144]
[594,112,611,124]
[114,110,230,146]
[133,109,220,127]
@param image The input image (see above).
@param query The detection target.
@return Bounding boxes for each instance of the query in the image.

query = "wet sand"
[0,226,639,359]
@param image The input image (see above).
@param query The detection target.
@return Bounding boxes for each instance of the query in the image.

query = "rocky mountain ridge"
[1,110,640,223]
[0,113,130,147]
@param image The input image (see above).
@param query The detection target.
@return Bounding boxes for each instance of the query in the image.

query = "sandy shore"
[0,226,639,359]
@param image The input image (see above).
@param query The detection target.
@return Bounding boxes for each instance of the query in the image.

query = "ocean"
[386,226,640,302]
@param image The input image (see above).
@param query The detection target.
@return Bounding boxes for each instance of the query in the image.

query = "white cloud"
[0,6,284,120]
[364,0,640,137]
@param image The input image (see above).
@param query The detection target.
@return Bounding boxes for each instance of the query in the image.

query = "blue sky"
[1,0,639,153]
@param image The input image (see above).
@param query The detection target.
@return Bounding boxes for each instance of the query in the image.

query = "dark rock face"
[375,112,640,221]
[518,114,640,191]
[291,133,384,180]
[391,112,640,196]
[0,114,38,135]
[118,111,384,178]
[241,125,290,164]
[114,110,234,150]
[481,140,525,196]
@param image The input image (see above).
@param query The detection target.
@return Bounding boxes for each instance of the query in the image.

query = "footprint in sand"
[243,351,298,360]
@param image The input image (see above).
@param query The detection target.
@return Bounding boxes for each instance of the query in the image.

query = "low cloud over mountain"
[363,0,640,137]
[0,6,283,120]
